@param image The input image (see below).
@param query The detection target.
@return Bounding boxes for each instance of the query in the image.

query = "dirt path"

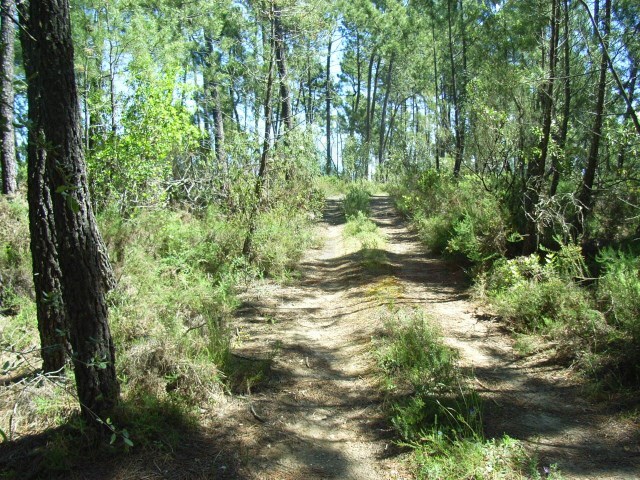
[215,195,639,480]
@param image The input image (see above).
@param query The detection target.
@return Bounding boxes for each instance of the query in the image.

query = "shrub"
[414,212,451,254]
[596,249,640,381]
[376,308,548,479]
[344,212,387,269]
[484,244,609,364]
[251,205,316,278]
[376,309,480,442]
[343,183,371,217]
[0,198,32,302]
[390,171,508,266]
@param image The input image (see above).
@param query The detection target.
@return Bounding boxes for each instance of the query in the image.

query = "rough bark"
[203,35,226,166]
[549,0,571,196]
[574,0,610,236]
[243,14,275,257]
[23,85,69,373]
[325,34,332,175]
[617,63,636,169]
[211,81,226,168]
[273,5,292,136]
[447,0,463,177]
[364,50,376,178]
[378,55,394,169]
[21,0,119,421]
[432,17,441,170]
[351,31,361,136]
[1,0,17,195]
[523,0,559,254]
[19,0,69,375]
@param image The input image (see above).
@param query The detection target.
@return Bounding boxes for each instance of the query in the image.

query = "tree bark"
[617,63,636,169]
[574,0,610,236]
[364,50,376,178]
[378,55,394,170]
[243,11,276,257]
[351,31,361,136]
[447,0,464,176]
[325,34,332,175]
[549,0,571,196]
[22,72,69,373]
[432,17,441,170]
[523,0,559,254]
[273,4,292,137]
[1,0,17,195]
[21,0,119,421]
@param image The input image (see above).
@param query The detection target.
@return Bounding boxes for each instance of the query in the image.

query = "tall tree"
[20,0,119,421]
[523,0,559,254]
[0,0,17,195]
[274,2,292,137]
[575,0,611,235]
[325,32,332,174]
[243,9,276,257]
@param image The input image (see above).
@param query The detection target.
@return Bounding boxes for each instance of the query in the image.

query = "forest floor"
[11,194,635,479]
[204,194,639,480]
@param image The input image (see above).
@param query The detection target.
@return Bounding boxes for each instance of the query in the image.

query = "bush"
[252,205,316,278]
[596,249,640,381]
[344,212,387,269]
[343,183,371,217]
[414,212,451,254]
[390,171,508,266]
[0,198,32,302]
[483,244,609,364]
[376,308,548,479]
[376,309,480,442]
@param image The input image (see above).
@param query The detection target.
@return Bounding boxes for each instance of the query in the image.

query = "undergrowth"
[343,183,372,217]
[343,211,388,270]
[376,308,561,479]
[0,190,318,471]
[390,170,640,390]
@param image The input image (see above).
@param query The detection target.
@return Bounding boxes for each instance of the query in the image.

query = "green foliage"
[0,198,39,351]
[596,249,640,382]
[251,205,317,278]
[482,244,609,366]
[88,73,203,210]
[391,171,508,266]
[376,309,479,441]
[0,198,32,300]
[344,212,387,269]
[376,308,547,479]
[343,183,372,217]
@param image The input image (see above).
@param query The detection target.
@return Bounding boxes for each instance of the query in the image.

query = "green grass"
[343,212,388,270]
[0,191,318,447]
[343,183,372,217]
[375,308,557,479]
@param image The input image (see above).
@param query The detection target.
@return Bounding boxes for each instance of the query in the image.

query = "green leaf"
[110,433,117,445]
[123,437,134,447]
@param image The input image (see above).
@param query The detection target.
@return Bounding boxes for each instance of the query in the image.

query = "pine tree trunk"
[21,0,119,421]
[378,55,394,170]
[325,35,332,175]
[274,5,292,136]
[574,0,610,236]
[550,0,571,196]
[0,0,17,195]
[523,0,559,254]
[243,14,276,257]
[447,0,460,176]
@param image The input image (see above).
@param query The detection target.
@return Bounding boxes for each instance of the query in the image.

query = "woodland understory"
[1,0,639,478]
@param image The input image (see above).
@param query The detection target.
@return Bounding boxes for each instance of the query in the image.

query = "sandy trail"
[215,195,639,480]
